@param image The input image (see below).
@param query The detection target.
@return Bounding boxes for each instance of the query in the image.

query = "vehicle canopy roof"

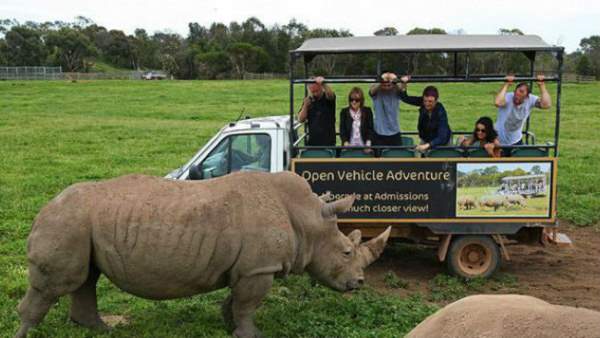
[292,34,563,55]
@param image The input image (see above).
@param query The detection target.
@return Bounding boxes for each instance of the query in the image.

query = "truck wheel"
[447,235,500,279]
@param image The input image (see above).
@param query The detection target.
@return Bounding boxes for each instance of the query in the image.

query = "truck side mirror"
[188,164,204,180]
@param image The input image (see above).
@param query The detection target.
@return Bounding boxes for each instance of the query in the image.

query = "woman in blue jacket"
[400,79,452,153]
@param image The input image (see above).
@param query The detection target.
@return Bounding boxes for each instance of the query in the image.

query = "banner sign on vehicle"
[291,158,556,223]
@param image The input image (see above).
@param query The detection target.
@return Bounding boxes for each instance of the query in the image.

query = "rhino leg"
[16,219,93,337]
[14,287,57,338]
[69,265,109,330]
[222,294,234,331]
[229,274,273,338]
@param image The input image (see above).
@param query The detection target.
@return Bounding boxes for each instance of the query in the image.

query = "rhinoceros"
[407,294,600,338]
[505,194,526,207]
[478,195,507,211]
[15,172,391,338]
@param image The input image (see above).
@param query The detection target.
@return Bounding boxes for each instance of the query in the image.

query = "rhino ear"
[347,229,362,246]
[321,194,356,218]
[359,226,391,267]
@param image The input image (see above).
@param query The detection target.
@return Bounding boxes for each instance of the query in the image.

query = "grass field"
[1,80,599,337]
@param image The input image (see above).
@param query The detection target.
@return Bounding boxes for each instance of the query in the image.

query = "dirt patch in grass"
[366,221,600,310]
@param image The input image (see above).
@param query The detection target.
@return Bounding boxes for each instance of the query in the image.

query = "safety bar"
[295,144,555,151]
[292,76,559,84]
[293,130,538,147]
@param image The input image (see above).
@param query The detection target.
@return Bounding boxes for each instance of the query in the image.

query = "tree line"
[457,165,548,188]
[0,17,598,79]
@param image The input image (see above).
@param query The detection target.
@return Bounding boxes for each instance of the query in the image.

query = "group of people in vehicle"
[298,72,552,157]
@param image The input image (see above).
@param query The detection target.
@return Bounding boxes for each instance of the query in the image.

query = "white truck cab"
[166,115,293,181]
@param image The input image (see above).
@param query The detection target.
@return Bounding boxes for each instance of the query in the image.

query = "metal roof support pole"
[303,58,309,141]
[289,55,296,158]
[554,51,564,157]
[525,52,536,144]
[465,53,470,80]
[303,60,309,97]
[453,52,458,77]
[376,53,382,76]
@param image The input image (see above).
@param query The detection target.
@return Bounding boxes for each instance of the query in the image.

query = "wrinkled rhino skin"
[15,172,390,338]
[407,294,600,338]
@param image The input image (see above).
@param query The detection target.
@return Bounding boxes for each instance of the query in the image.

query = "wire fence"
[0,66,63,80]
[62,71,144,80]
[0,67,287,81]
[0,66,145,80]
[563,73,597,83]
[242,72,287,80]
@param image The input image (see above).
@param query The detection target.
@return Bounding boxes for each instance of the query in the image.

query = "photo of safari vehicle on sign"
[456,162,553,218]
[170,34,569,279]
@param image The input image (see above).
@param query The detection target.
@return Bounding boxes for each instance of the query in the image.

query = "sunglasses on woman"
[350,97,361,103]
[476,128,487,133]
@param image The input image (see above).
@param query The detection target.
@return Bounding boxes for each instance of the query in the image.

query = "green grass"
[427,273,519,302]
[1,80,599,337]
[0,274,436,338]
[383,271,409,289]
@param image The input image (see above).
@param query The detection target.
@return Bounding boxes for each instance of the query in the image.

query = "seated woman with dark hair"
[399,79,452,152]
[457,116,501,157]
[339,87,375,153]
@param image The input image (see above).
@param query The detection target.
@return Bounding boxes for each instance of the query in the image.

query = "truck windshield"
[199,133,271,179]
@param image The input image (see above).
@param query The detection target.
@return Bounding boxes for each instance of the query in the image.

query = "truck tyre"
[446,235,500,279]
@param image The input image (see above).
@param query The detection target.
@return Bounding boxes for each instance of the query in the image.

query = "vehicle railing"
[294,144,554,151]
[292,75,559,84]
[293,129,539,148]
[293,132,309,147]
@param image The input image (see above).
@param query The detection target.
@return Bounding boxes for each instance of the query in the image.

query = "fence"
[0,66,145,80]
[242,72,287,80]
[0,66,63,80]
[563,73,597,83]
[62,71,143,80]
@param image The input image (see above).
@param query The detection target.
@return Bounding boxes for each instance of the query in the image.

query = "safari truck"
[166,34,570,279]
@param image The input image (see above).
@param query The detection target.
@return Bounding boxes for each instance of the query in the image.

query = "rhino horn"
[321,194,356,218]
[359,226,391,268]
[318,191,333,203]
[347,229,362,246]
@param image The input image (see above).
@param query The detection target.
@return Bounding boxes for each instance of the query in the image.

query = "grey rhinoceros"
[15,171,391,338]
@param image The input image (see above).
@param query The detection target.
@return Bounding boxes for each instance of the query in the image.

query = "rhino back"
[82,175,296,299]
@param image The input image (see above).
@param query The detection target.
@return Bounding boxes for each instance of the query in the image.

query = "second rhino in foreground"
[407,294,600,338]
[15,172,391,338]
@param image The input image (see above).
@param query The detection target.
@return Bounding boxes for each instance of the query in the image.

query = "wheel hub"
[458,243,492,276]
[467,250,481,263]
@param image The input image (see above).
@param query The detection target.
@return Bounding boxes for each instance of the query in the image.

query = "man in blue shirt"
[369,72,408,146]
[494,74,551,156]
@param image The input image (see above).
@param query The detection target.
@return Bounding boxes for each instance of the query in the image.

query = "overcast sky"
[2,0,597,52]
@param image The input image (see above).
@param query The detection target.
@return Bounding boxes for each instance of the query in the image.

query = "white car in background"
[142,71,167,80]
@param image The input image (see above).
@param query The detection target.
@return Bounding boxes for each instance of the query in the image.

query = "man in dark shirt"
[298,76,336,146]
[400,82,452,153]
